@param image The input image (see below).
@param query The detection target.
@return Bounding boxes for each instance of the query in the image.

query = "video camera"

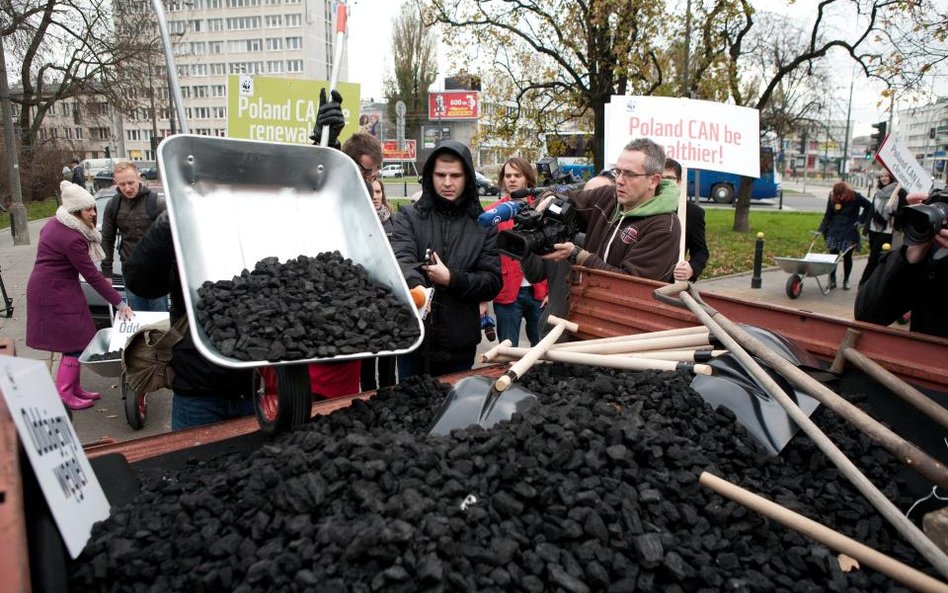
[497,192,578,260]
[901,187,948,245]
[536,156,578,186]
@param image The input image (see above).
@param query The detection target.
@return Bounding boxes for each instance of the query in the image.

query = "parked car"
[380,164,405,178]
[474,171,500,196]
[92,160,157,192]
[81,191,125,328]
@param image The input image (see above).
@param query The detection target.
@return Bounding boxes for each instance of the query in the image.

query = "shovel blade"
[428,376,539,436]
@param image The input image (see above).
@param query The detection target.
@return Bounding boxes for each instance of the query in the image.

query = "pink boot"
[56,356,93,410]
[61,355,101,401]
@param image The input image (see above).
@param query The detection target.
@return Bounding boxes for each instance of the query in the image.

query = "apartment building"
[115,0,341,160]
[895,96,948,185]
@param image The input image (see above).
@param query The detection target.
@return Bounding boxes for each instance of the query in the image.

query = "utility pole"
[840,68,854,181]
[682,0,692,97]
[0,37,30,245]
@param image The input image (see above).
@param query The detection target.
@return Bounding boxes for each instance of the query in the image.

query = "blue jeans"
[397,352,473,382]
[171,393,254,430]
[125,287,169,312]
[494,287,542,347]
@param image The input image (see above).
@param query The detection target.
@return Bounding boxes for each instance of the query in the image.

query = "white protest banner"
[108,311,171,352]
[876,134,933,195]
[0,357,110,558]
[605,96,761,178]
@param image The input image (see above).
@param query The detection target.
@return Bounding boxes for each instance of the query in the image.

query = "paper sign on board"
[0,357,110,558]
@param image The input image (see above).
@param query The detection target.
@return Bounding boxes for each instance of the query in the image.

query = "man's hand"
[310,89,344,149]
[422,251,452,287]
[673,261,694,281]
[906,192,928,206]
[541,242,575,262]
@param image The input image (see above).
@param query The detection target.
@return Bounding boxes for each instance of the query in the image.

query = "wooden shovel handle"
[496,346,712,376]
[495,316,578,391]
[700,472,948,593]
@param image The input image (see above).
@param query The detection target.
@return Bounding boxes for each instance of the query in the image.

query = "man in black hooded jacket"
[124,211,255,429]
[390,141,502,379]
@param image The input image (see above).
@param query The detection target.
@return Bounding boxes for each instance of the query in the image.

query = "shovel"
[428,316,577,436]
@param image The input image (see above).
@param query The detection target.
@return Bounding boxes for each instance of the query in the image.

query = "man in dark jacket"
[70,158,85,188]
[124,211,255,429]
[855,192,948,338]
[664,158,709,282]
[101,160,168,311]
[390,141,502,379]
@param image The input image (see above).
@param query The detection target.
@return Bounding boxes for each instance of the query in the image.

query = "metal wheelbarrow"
[774,231,855,299]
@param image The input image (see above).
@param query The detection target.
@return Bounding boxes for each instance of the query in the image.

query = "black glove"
[310,88,344,149]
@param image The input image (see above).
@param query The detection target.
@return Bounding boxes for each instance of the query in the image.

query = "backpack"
[108,191,163,228]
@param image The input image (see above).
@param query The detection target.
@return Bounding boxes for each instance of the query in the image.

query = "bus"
[543,131,596,180]
[687,146,782,203]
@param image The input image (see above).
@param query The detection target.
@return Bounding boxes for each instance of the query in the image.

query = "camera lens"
[902,202,948,245]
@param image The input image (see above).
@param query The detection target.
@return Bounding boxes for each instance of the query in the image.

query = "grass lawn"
[0,198,59,230]
[704,209,825,277]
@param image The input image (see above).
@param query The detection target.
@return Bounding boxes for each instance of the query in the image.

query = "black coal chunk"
[69,365,934,593]
[195,252,420,362]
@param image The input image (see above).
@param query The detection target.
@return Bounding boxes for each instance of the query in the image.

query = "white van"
[78,158,115,185]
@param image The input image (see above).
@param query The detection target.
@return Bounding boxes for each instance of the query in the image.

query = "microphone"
[477,200,526,228]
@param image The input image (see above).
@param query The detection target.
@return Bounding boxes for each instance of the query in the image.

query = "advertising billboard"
[428,91,480,120]
[227,75,361,144]
[422,126,451,149]
[382,139,416,161]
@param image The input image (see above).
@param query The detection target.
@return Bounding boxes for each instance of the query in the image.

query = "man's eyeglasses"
[611,167,654,180]
[662,175,679,181]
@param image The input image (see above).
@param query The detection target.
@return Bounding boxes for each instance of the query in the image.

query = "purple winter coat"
[26,217,123,353]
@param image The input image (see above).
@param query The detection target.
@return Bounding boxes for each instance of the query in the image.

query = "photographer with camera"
[535,138,681,280]
[855,189,948,338]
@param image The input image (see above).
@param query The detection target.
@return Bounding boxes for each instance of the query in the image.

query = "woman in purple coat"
[27,181,134,410]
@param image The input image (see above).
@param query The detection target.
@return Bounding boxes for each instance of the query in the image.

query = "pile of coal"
[70,364,931,592]
[195,252,420,361]
[86,350,122,362]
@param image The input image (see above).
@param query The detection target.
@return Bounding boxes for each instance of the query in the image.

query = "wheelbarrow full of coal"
[158,134,424,434]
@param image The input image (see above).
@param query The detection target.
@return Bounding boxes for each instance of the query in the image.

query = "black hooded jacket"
[124,211,254,397]
[390,141,502,357]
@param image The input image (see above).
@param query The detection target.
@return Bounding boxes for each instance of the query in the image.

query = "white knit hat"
[60,181,95,212]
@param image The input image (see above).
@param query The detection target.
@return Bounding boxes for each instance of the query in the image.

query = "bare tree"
[425,0,670,171]
[385,1,439,145]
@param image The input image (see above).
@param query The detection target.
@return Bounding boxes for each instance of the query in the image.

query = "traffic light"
[869,121,887,153]
[865,149,872,160]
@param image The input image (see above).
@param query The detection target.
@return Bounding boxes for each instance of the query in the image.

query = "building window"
[194,85,209,98]
[211,84,226,97]
[209,41,223,54]
[265,14,282,28]
[75,128,84,140]
[285,36,301,49]
[213,106,227,118]
[210,63,226,75]
[284,13,300,26]
[267,60,283,73]
[192,63,208,76]
[208,18,224,31]
[206,0,221,8]
[191,41,206,54]
[181,86,191,98]
[266,37,283,50]
[215,128,226,136]
[189,19,203,32]
[286,59,303,73]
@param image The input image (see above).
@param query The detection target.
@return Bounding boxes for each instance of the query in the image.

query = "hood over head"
[417,141,482,219]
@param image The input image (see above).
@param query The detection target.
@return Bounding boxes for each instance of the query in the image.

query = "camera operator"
[538,138,681,281]
[855,189,948,338]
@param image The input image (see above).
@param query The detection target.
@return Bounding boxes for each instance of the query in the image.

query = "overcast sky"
[345,0,944,136]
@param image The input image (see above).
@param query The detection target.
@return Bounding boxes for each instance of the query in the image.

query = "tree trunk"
[592,100,606,172]
[731,176,754,233]
[0,40,30,245]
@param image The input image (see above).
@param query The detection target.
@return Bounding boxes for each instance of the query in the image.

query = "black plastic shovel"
[428,316,577,436]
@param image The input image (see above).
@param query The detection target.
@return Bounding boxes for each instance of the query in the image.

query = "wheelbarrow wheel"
[122,372,147,430]
[785,274,804,299]
[253,366,311,435]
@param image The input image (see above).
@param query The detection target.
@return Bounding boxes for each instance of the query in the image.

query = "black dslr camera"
[497,193,578,260]
[536,156,578,186]
[901,188,948,245]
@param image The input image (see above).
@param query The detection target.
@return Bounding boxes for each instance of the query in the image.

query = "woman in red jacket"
[483,157,548,346]
[26,181,134,410]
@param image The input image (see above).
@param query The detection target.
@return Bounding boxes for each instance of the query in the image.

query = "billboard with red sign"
[382,139,416,161]
[428,91,480,120]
